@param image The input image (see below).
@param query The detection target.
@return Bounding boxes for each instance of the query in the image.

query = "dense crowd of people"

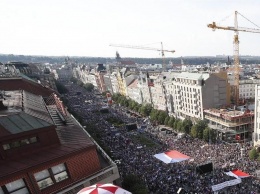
[63,81,260,194]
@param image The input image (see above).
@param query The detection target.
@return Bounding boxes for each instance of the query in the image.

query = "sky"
[0,0,260,58]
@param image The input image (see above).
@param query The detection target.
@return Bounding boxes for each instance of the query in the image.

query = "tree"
[112,93,121,102]
[164,116,170,126]
[195,120,208,139]
[140,104,153,116]
[84,83,94,92]
[134,105,139,112]
[55,80,68,94]
[190,125,198,138]
[174,119,180,130]
[182,119,193,134]
[150,109,159,121]
[122,174,148,194]
[158,111,168,124]
[203,127,211,142]
[168,117,175,128]
[176,120,183,132]
[249,148,258,160]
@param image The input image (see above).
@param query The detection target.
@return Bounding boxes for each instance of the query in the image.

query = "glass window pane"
[37,178,54,190]
[51,164,65,174]
[3,144,10,150]
[29,137,37,143]
[10,187,29,194]
[54,171,68,182]
[6,179,25,192]
[34,170,50,181]
[10,141,20,148]
[0,187,4,194]
[20,139,30,146]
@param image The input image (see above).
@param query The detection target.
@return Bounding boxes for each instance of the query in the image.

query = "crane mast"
[208,11,260,106]
[233,11,240,106]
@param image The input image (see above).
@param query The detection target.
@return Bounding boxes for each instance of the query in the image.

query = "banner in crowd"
[212,178,241,192]
[225,169,250,179]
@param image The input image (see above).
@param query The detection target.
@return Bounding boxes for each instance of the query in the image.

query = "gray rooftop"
[176,72,210,80]
[0,112,53,135]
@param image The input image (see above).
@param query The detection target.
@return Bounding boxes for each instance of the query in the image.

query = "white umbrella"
[77,183,132,194]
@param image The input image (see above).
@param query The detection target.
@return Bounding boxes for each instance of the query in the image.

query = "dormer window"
[2,136,38,151]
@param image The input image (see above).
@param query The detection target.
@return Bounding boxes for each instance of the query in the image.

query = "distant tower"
[116,51,121,66]
[116,51,121,60]
[226,56,231,66]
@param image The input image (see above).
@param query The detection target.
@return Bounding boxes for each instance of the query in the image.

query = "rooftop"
[204,108,254,120]
[176,72,210,80]
[0,76,54,97]
[0,112,52,137]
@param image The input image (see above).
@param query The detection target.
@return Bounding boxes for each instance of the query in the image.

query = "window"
[2,137,38,151]
[52,164,68,182]
[34,170,54,190]
[3,144,10,150]
[34,163,69,190]
[0,179,29,194]
[10,141,20,148]
[29,137,37,143]
[20,139,30,146]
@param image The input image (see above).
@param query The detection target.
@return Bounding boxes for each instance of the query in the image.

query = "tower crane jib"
[109,42,175,71]
[207,11,260,106]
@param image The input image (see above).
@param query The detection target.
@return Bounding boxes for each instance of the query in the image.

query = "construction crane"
[109,42,175,71]
[208,11,260,106]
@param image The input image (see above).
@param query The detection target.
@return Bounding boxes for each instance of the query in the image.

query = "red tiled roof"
[120,60,135,65]
[127,79,138,88]
[0,144,96,179]
[0,77,54,97]
[0,124,96,178]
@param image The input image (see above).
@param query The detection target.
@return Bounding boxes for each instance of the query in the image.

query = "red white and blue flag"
[225,169,250,179]
[154,150,190,164]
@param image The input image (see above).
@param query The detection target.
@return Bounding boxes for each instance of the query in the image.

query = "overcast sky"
[0,0,260,58]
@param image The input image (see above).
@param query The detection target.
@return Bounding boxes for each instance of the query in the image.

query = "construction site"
[204,108,254,142]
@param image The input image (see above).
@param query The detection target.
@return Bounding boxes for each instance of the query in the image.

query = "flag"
[225,169,250,179]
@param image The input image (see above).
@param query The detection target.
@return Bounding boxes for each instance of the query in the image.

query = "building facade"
[239,79,260,100]
[127,79,143,104]
[254,85,260,146]
[173,72,230,120]
[205,108,254,142]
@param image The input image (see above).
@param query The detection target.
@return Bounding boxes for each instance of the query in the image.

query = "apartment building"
[173,72,230,120]
[150,73,176,112]
[110,72,119,94]
[150,75,167,111]
[137,72,153,105]
[116,68,127,96]
[164,72,180,116]
[127,79,143,104]
[239,78,260,100]
[254,85,260,146]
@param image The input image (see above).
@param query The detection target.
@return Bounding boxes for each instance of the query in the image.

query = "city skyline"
[1,0,260,58]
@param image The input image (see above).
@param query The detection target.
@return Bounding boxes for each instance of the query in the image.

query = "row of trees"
[70,77,94,92]
[122,174,148,194]
[112,93,217,143]
[249,148,260,160]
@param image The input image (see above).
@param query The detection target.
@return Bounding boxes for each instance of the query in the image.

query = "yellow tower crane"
[208,11,260,106]
[109,42,175,71]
